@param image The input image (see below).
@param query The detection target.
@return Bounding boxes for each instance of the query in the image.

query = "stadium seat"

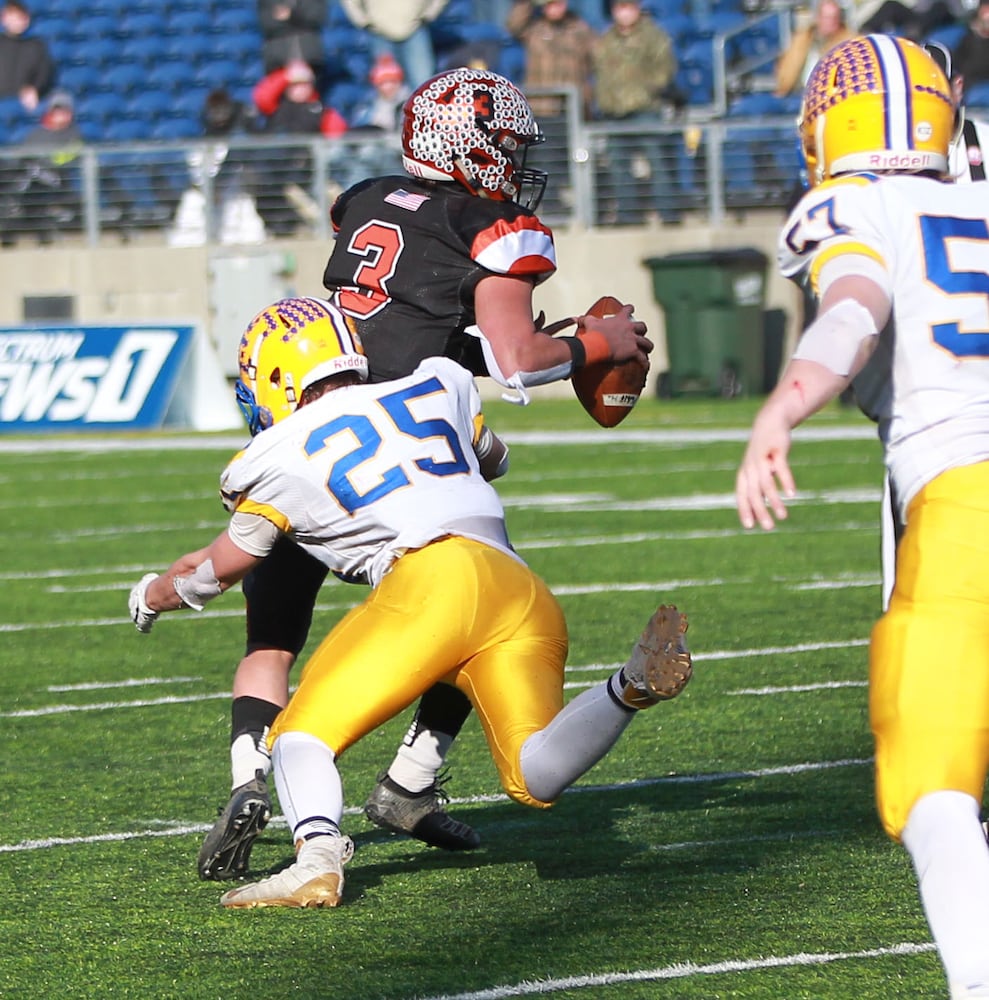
[150,117,202,141]
[58,63,104,97]
[163,32,218,64]
[75,91,128,127]
[67,12,119,43]
[166,8,213,36]
[194,60,247,93]
[118,9,168,37]
[164,88,212,123]
[922,22,967,52]
[102,118,153,142]
[209,7,258,35]
[147,62,196,93]
[119,35,170,67]
[98,61,148,96]
[727,91,793,117]
[125,90,178,122]
[964,79,989,110]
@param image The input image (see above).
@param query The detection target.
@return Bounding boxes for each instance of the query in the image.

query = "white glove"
[129,573,160,634]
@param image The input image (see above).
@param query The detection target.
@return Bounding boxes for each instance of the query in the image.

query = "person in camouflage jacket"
[593,0,683,225]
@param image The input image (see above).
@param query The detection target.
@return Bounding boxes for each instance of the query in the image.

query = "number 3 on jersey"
[335,220,404,319]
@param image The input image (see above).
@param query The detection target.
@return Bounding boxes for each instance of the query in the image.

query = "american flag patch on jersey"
[385,189,429,211]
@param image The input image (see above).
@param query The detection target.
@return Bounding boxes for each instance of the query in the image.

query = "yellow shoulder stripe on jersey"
[233,498,293,534]
[472,413,485,446]
[808,240,886,294]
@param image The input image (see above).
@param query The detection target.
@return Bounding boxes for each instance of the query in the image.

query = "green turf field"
[0,395,950,998]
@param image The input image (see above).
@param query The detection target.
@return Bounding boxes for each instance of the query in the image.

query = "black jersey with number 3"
[322,175,557,382]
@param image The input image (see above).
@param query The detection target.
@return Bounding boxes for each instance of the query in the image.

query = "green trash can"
[643,248,768,397]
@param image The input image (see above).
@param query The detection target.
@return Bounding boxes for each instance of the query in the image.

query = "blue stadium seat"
[211,27,264,63]
[69,36,120,68]
[964,80,989,109]
[923,22,967,53]
[58,63,104,96]
[75,91,129,132]
[676,39,715,105]
[150,117,201,141]
[164,88,211,123]
[68,12,119,43]
[98,61,148,96]
[119,35,170,67]
[166,8,213,36]
[147,62,196,93]
[194,59,247,93]
[661,13,696,43]
[118,9,168,38]
[727,91,794,117]
[210,7,258,35]
[163,32,218,64]
[125,90,178,121]
[102,118,153,142]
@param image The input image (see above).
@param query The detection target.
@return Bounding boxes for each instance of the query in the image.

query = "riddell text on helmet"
[868,152,938,169]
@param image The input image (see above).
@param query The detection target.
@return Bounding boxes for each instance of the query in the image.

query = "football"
[571,295,649,428]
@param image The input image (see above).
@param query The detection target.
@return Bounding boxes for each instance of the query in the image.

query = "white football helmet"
[401,67,548,210]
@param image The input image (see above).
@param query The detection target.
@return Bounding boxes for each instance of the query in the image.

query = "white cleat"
[220,835,355,910]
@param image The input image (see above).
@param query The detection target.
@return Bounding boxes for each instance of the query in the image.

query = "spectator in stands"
[506,0,597,217]
[257,0,328,93]
[329,53,409,194]
[339,1,450,87]
[953,0,989,94]
[0,89,81,246]
[774,0,855,97]
[0,0,54,113]
[20,88,80,149]
[252,59,348,235]
[857,0,961,41]
[169,88,267,247]
[593,0,682,226]
[253,58,348,136]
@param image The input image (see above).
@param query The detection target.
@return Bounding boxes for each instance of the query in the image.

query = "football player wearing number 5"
[735,36,989,998]
[192,66,653,883]
[129,300,690,909]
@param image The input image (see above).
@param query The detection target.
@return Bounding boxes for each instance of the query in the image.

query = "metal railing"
[0,82,809,248]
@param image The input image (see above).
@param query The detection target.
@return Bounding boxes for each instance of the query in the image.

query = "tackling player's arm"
[128,514,280,632]
[735,270,891,531]
[471,274,652,393]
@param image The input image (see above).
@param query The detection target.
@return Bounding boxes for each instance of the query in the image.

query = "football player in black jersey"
[197,67,652,881]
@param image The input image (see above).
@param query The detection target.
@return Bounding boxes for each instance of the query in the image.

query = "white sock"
[519,683,634,803]
[387,728,454,793]
[902,790,989,992]
[271,731,344,837]
[230,730,271,789]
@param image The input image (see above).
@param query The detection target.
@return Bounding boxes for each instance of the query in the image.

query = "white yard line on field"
[0,425,877,456]
[0,758,873,855]
[411,941,935,1000]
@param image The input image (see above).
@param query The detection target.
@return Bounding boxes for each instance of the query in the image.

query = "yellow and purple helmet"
[235,296,367,435]
[800,34,954,187]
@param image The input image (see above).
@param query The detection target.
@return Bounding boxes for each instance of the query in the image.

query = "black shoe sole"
[198,796,271,881]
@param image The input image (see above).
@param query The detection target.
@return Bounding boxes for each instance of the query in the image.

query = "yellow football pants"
[269,536,569,807]
[870,461,989,840]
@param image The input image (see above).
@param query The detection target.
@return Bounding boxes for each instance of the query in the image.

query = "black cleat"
[364,771,480,851]
[197,770,272,881]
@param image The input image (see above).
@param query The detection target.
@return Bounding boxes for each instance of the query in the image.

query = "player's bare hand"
[735,417,796,530]
[579,303,652,366]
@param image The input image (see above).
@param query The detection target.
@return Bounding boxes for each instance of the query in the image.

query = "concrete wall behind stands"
[0,211,801,399]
